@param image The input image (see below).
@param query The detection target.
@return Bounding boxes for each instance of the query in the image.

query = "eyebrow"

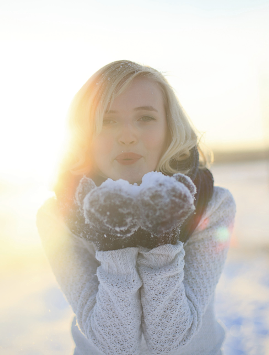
[105,106,158,114]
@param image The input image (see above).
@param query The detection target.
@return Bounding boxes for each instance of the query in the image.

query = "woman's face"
[92,77,168,183]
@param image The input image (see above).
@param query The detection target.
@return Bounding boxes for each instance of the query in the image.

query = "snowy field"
[0,159,269,355]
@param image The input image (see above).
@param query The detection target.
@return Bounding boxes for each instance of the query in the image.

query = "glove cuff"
[133,227,180,249]
[94,233,138,251]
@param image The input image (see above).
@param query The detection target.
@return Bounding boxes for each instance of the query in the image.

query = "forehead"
[110,77,165,111]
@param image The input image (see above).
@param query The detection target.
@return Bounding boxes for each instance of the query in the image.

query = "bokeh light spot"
[215,227,230,242]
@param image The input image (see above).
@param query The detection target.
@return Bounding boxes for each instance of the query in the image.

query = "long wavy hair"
[55,60,208,200]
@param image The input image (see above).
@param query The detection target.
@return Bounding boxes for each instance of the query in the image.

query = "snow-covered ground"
[212,160,269,355]
[0,160,269,354]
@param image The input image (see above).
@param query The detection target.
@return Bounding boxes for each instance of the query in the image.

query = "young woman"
[36,60,236,355]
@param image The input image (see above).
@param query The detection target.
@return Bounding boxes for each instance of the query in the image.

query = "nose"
[118,123,138,146]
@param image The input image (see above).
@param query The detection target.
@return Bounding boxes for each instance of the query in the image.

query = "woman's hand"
[83,178,139,237]
[76,177,139,250]
[136,172,196,237]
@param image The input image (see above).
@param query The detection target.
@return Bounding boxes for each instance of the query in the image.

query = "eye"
[102,118,116,126]
[139,116,156,122]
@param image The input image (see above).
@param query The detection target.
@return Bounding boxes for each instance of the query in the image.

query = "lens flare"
[215,227,230,242]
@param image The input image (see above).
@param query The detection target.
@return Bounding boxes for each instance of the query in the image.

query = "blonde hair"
[59,60,205,180]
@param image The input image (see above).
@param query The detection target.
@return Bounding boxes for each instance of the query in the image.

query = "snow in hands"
[77,172,196,239]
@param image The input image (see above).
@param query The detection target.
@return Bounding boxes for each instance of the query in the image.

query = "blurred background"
[0,0,269,354]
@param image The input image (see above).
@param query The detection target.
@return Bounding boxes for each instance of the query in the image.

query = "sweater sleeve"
[136,187,236,353]
[36,197,142,355]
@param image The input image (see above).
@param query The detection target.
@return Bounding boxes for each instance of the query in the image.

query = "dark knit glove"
[80,177,139,251]
[134,172,196,249]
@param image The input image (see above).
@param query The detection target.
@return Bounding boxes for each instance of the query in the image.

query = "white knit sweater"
[36,186,236,355]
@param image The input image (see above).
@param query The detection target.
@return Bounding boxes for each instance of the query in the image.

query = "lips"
[115,152,142,165]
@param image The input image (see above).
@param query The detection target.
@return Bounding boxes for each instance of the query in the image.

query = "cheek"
[142,128,167,152]
[93,134,114,157]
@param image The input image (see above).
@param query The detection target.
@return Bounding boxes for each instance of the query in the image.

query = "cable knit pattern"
[36,186,236,355]
[36,199,142,355]
[136,187,236,354]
